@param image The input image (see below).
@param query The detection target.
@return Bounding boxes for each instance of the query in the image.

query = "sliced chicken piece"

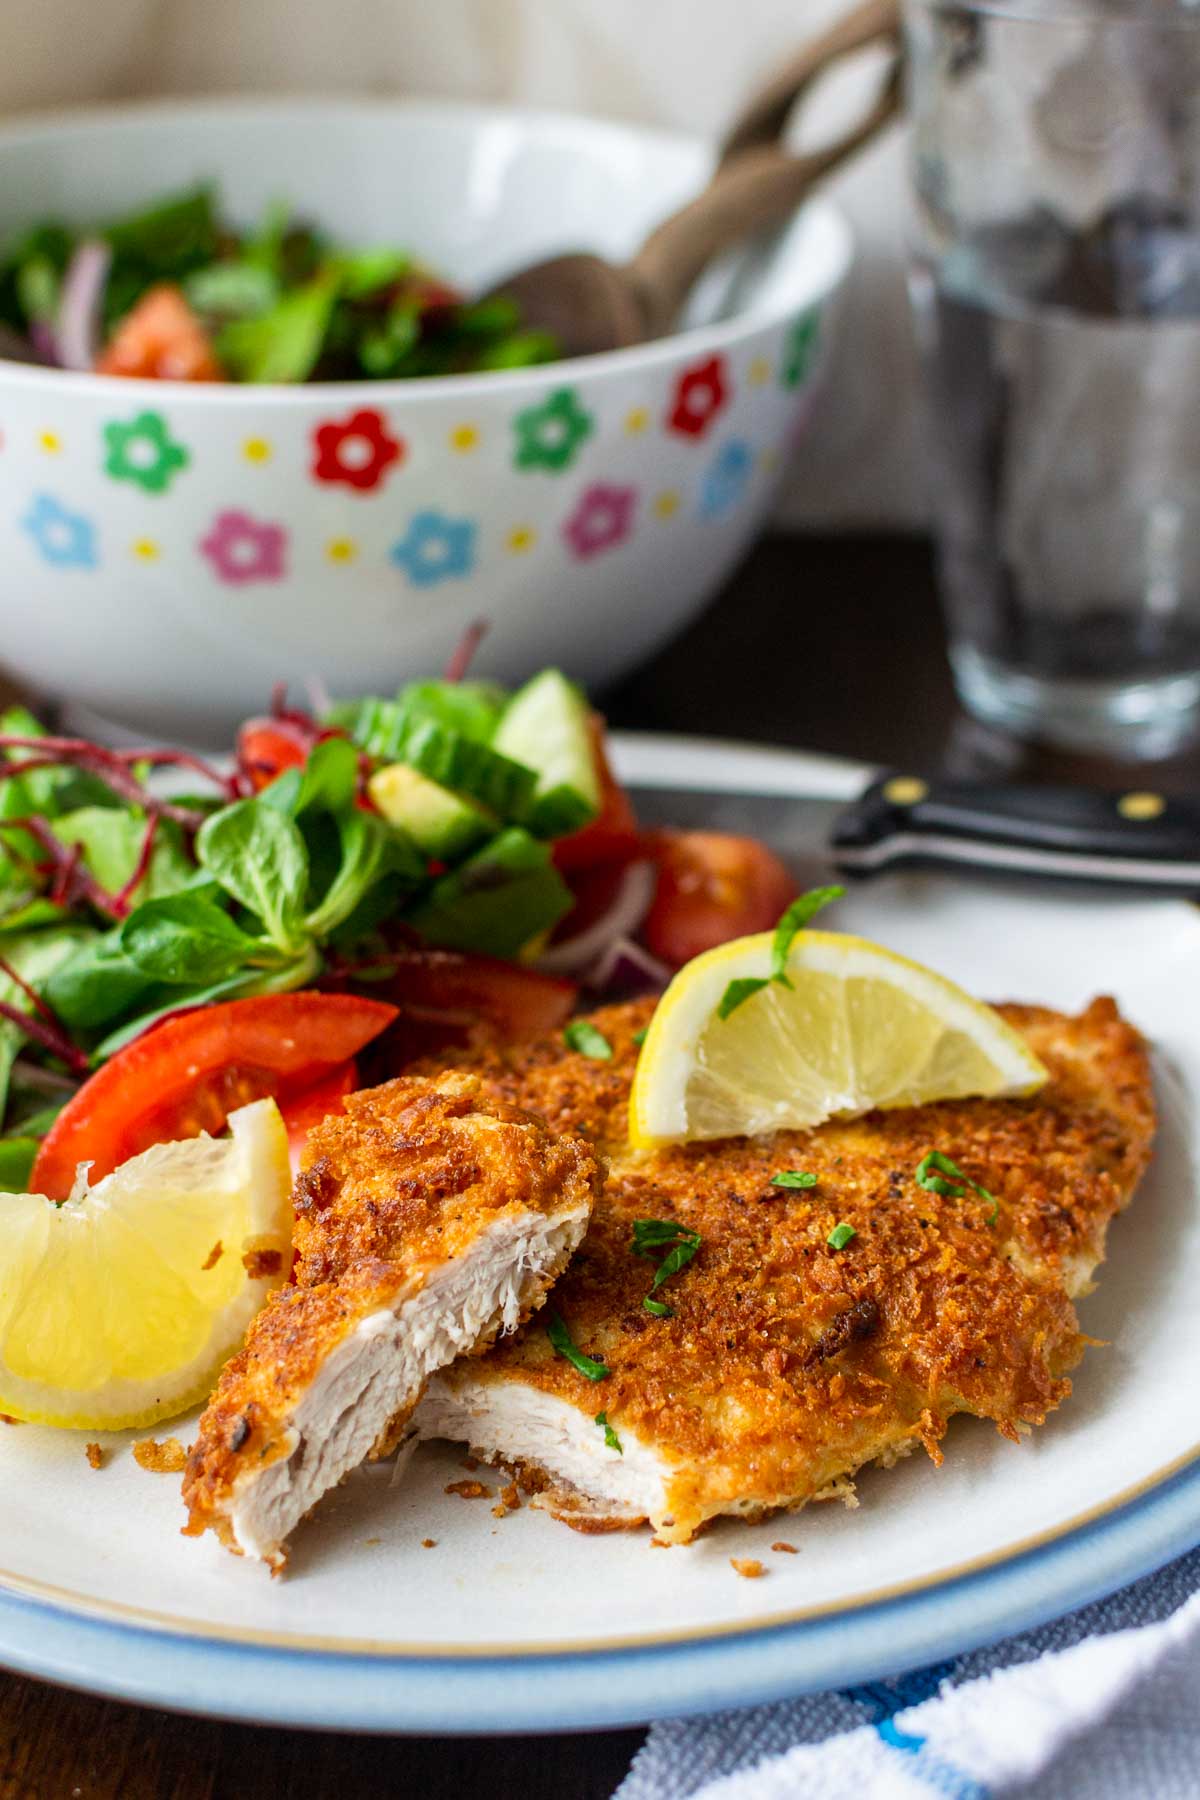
[183,1072,598,1569]
[419,1367,672,1530]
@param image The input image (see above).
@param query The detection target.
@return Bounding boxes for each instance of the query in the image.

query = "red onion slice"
[535,859,657,978]
[586,935,672,996]
[0,322,52,365]
[56,239,112,371]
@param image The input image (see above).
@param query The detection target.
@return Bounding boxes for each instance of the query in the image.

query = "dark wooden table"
[2,532,1194,1800]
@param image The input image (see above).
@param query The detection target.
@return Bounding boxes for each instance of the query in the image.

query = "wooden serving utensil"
[484,0,902,357]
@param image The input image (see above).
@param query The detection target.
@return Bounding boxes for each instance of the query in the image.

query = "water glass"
[905,0,1200,757]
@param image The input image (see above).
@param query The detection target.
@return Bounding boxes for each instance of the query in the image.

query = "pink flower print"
[199,510,287,585]
[563,483,637,560]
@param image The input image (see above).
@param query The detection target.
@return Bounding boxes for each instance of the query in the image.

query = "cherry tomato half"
[552,718,640,874]
[31,993,397,1201]
[345,949,577,1082]
[641,830,797,968]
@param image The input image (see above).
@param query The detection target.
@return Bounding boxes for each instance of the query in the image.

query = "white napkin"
[616,1545,1200,1800]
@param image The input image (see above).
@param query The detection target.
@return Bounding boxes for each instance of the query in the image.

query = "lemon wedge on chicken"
[629,930,1047,1148]
[0,1099,292,1429]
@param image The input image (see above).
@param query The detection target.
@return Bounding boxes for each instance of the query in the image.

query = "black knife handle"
[831,773,1200,893]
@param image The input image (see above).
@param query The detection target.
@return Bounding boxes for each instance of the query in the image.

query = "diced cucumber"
[406,828,573,959]
[368,762,495,860]
[493,669,601,839]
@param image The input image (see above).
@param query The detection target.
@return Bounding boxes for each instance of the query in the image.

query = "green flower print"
[782,310,821,390]
[513,387,593,473]
[102,410,190,495]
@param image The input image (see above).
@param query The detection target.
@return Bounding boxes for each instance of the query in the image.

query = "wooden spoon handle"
[720,0,903,164]
[630,55,902,338]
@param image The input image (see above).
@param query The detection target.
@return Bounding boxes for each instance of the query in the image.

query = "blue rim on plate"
[2,1453,1199,1732]
[1,736,1196,1732]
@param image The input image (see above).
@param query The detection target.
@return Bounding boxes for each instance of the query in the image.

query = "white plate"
[1,735,1198,1732]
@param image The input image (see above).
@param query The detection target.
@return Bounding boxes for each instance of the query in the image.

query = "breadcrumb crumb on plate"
[731,1559,765,1579]
[133,1438,187,1475]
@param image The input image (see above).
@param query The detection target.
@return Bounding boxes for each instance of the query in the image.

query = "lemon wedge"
[0,1099,292,1430]
[628,930,1048,1148]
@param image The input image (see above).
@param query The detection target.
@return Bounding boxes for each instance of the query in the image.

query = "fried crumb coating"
[416,995,1154,1542]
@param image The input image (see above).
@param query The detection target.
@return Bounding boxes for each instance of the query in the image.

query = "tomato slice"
[553,718,640,873]
[95,283,224,381]
[236,717,312,792]
[31,993,397,1201]
[347,950,576,1083]
[279,1060,358,1173]
[641,830,798,968]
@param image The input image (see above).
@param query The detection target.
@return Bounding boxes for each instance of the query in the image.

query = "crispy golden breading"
[183,1072,599,1558]
[418,994,1154,1542]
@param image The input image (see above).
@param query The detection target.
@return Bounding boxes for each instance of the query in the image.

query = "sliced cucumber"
[352,700,536,822]
[368,762,495,861]
[493,669,601,839]
[406,827,573,959]
[395,679,506,744]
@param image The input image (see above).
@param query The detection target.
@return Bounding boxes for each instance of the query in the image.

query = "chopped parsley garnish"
[718,885,844,1020]
[546,1311,609,1382]
[643,1298,674,1318]
[826,1222,856,1250]
[770,1170,817,1190]
[564,1020,613,1061]
[771,886,845,988]
[595,1410,623,1454]
[631,1027,648,1047]
[717,976,769,1020]
[632,1217,702,1312]
[916,1152,999,1223]
[915,1151,967,1196]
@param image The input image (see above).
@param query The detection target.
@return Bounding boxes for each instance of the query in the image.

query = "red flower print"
[312,407,403,492]
[667,354,729,439]
[563,483,638,560]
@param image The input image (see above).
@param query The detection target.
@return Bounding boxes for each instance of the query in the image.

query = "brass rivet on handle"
[1117,792,1166,822]
[882,776,929,807]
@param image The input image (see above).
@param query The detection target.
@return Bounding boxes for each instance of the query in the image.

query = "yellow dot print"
[748,357,772,387]
[242,437,273,464]
[759,446,780,474]
[130,538,161,562]
[37,430,62,455]
[505,525,537,555]
[653,490,681,520]
[326,537,359,565]
[624,407,650,436]
[450,424,481,453]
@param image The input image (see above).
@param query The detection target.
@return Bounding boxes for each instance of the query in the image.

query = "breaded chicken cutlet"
[413,995,1154,1542]
[183,1072,598,1567]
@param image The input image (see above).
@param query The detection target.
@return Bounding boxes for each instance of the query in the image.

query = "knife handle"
[831,774,1200,894]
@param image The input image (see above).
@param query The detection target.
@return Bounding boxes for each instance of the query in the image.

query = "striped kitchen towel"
[617,1544,1200,1799]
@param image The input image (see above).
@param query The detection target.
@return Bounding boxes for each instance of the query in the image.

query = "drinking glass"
[905,0,1200,757]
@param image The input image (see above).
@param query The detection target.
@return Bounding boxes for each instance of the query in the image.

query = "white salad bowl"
[0,99,852,743]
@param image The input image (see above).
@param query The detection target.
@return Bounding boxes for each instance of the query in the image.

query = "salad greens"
[0,665,600,1167]
[0,185,559,381]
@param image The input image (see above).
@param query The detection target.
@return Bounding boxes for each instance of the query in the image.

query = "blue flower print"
[699,440,753,520]
[21,493,97,568]
[390,511,476,587]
